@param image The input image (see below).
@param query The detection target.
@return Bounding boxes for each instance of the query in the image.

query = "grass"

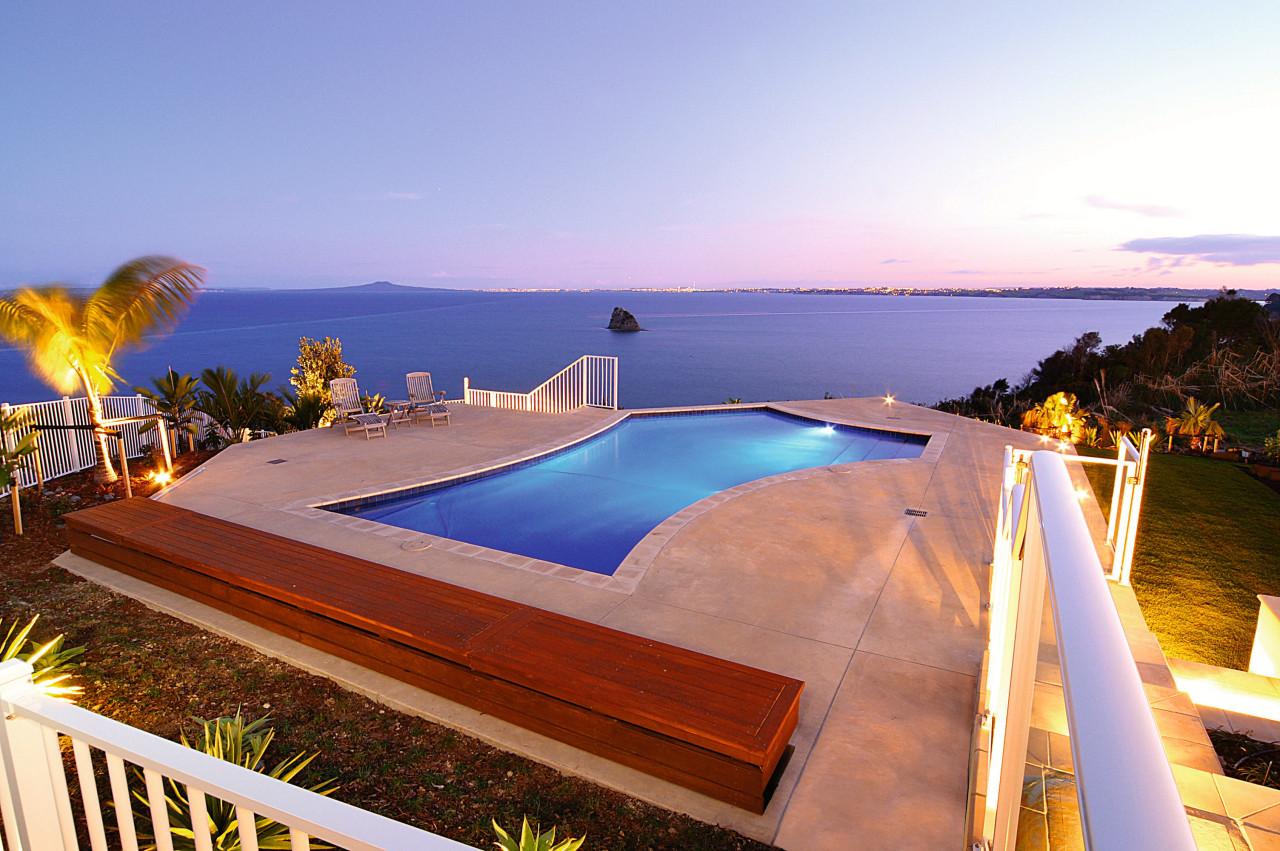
[1217,409,1280,449]
[1080,448,1280,669]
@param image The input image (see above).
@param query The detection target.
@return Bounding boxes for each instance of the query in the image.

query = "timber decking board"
[65,498,804,812]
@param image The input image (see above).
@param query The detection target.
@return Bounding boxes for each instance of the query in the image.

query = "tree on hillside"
[0,257,204,482]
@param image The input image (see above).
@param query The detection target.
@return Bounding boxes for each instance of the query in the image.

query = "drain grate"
[266,459,288,465]
[904,508,927,517]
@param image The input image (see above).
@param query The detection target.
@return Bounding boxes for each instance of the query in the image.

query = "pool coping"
[275,403,945,596]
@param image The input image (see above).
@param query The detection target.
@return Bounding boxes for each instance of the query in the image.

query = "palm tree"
[0,257,204,482]
[1177,396,1226,452]
[135,369,202,454]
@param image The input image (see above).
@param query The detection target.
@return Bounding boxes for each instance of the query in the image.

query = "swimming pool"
[331,409,927,575]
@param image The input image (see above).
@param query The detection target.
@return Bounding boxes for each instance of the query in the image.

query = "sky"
[2,1,1279,291]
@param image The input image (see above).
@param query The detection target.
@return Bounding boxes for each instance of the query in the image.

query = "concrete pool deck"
[58,398,1049,849]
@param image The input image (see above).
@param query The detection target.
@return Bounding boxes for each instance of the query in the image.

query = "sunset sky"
[3,2,1278,291]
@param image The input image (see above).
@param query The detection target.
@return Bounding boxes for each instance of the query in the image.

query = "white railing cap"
[3,685,475,850]
[1030,451,1196,851]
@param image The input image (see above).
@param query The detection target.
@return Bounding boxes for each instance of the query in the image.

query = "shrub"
[289,337,354,409]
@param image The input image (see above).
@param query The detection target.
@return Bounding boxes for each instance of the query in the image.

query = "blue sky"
[3,1,1278,290]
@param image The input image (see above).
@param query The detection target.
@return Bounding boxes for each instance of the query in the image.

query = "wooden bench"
[66,498,803,813]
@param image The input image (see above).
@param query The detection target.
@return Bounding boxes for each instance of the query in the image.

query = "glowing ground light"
[149,471,172,486]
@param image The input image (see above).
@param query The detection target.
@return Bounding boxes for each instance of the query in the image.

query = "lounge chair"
[330,377,387,439]
[406,372,451,426]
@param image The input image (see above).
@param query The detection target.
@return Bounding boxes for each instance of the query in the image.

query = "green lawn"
[1081,450,1280,669]
[1217,408,1280,449]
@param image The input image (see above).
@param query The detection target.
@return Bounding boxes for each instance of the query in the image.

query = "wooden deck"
[66,498,804,813]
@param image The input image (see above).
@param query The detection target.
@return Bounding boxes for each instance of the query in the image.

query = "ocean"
[0,290,1173,408]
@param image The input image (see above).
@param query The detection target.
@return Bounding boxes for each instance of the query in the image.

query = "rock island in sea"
[607,307,641,331]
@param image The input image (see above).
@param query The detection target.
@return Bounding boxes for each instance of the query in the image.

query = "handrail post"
[115,433,132,499]
[1107,438,1125,544]
[0,660,77,851]
[1117,430,1153,586]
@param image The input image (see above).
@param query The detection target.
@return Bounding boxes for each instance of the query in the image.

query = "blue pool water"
[334,409,927,575]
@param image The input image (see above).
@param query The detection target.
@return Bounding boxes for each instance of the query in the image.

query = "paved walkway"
[60,399,1045,849]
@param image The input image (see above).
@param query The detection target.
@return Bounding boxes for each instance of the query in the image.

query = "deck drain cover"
[400,538,433,551]
[266,459,288,465]
[905,508,928,517]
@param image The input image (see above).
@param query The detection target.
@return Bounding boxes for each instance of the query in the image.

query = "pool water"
[337,410,926,575]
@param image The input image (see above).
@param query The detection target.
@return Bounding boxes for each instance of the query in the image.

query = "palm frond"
[88,256,205,355]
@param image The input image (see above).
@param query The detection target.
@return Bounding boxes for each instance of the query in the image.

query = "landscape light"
[150,471,172,486]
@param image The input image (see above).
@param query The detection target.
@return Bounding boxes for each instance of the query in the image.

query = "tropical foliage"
[0,407,39,491]
[196,367,274,445]
[492,817,586,851]
[0,615,85,699]
[935,289,1280,450]
[129,711,336,851]
[135,369,203,454]
[0,256,204,481]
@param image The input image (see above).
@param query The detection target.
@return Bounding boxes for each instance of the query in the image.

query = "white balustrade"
[465,356,618,413]
[978,450,1195,850]
[0,660,476,851]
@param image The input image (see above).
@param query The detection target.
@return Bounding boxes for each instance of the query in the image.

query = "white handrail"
[980,451,1195,850]
[464,356,617,413]
[0,660,475,851]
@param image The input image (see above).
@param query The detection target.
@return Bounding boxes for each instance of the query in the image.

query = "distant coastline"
[9,280,1264,303]
[301,282,1262,302]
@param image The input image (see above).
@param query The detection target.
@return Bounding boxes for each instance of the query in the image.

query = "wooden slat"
[65,498,804,812]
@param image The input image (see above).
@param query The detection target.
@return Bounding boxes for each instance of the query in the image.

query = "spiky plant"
[0,615,85,699]
[129,711,336,851]
[492,817,585,851]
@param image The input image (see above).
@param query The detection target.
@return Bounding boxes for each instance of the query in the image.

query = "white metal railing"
[464,356,617,413]
[977,450,1195,850]
[1008,429,1152,586]
[0,660,475,851]
[0,396,215,497]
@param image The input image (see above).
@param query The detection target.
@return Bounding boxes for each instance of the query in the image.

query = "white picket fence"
[0,395,215,496]
[464,356,617,413]
[0,660,476,851]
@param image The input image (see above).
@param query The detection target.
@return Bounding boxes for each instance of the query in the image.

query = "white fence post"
[0,661,77,851]
[60,397,80,472]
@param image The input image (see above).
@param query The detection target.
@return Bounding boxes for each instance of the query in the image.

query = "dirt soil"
[0,453,775,850]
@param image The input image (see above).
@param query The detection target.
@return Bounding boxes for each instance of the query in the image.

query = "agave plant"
[492,817,585,851]
[129,711,336,851]
[359,392,387,414]
[0,615,85,699]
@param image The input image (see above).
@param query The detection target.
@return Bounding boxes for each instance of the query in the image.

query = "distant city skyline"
[3,2,1278,291]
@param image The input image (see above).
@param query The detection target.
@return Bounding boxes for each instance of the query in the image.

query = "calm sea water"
[0,290,1173,408]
